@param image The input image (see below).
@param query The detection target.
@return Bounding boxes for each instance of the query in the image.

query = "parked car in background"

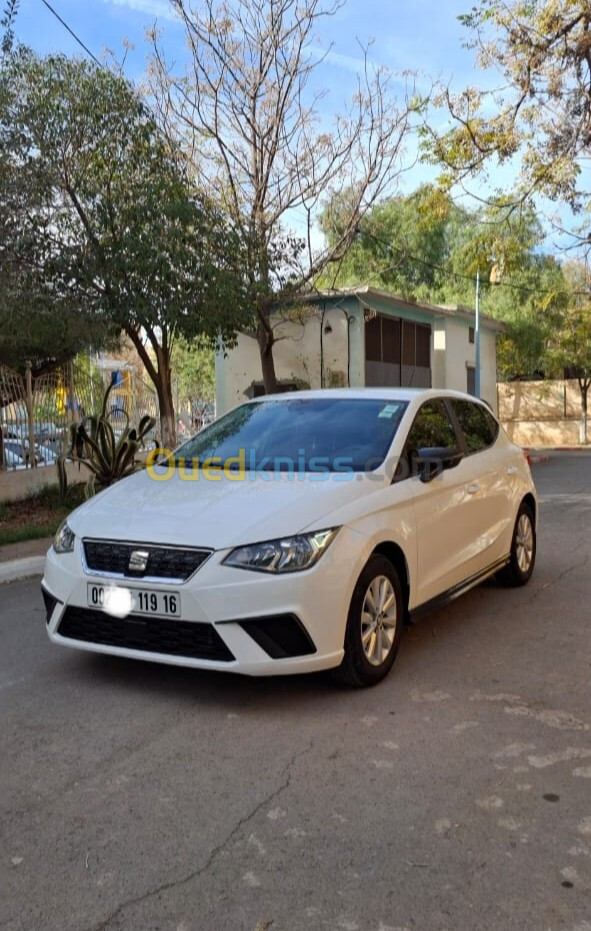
[3,440,35,468]
[35,444,58,465]
[3,442,28,469]
[43,389,537,687]
[1,438,58,469]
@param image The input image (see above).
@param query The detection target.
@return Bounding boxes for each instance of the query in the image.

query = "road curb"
[0,556,45,585]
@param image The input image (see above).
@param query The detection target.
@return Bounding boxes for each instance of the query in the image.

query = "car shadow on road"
[71,576,534,713]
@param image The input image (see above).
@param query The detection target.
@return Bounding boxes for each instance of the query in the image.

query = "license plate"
[87,583,180,618]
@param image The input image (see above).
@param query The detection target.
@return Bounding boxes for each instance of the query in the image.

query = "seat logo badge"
[129,550,149,572]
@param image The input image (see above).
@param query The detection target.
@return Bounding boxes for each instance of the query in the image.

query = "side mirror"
[417,446,464,483]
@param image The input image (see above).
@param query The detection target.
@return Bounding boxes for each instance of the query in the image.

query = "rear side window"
[451,399,499,454]
[405,400,458,451]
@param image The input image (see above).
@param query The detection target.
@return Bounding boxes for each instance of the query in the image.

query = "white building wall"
[479,329,498,414]
[433,317,498,415]
[216,302,499,416]
[216,305,364,416]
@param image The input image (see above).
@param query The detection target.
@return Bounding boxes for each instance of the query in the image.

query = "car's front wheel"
[497,502,536,587]
[332,554,404,687]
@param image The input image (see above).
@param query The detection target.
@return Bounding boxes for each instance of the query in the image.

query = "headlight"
[53,520,75,554]
[223,528,339,574]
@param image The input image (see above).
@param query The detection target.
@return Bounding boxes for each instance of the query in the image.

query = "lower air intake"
[58,606,235,662]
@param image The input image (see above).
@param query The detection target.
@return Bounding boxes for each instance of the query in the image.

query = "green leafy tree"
[1,47,248,446]
[1,0,19,54]
[0,47,110,375]
[322,184,570,379]
[320,185,473,300]
[150,0,421,393]
[543,262,591,442]
[425,0,591,249]
[171,336,215,425]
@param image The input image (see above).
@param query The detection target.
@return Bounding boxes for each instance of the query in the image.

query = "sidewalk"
[0,536,51,584]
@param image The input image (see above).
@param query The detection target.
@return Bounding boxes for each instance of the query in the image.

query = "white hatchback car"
[42,389,537,687]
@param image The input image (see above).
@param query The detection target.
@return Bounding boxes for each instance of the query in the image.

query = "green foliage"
[425,0,591,246]
[320,185,468,299]
[0,46,248,443]
[0,46,113,373]
[321,184,573,379]
[58,383,156,500]
[1,0,19,54]
[542,263,591,400]
[171,336,215,406]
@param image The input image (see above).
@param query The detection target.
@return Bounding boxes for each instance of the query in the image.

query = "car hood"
[68,468,384,550]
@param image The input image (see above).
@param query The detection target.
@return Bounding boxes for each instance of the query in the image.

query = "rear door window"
[405,400,458,451]
[451,399,499,454]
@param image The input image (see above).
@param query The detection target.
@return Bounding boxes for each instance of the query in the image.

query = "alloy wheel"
[361,575,398,666]
[515,513,534,573]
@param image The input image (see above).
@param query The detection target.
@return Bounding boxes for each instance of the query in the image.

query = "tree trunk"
[156,355,177,450]
[579,378,590,445]
[257,316,278,394]
[124,325,177,450]
[157,384,176,450]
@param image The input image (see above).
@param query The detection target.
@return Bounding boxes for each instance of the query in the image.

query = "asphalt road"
[2,453,591,931]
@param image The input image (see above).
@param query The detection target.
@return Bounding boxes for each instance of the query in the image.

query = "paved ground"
[2,453,591,931]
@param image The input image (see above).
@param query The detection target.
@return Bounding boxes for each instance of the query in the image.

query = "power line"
[36,0,170,146]
[38,0,104,69]
[27,0,591,307]
[361,229,591,301]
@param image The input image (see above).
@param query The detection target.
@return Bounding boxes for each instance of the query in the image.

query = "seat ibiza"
[42,389,537,687]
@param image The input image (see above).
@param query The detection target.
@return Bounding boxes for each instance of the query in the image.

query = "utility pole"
[475,269,481,398]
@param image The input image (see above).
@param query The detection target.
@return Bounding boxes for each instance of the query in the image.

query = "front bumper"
[42,530,361,676]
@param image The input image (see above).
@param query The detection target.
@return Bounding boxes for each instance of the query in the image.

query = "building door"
[364,311,431,388]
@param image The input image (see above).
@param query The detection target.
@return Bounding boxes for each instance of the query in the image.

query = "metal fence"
[0,361,160,472]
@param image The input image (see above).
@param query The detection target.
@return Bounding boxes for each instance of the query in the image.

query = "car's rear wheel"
[332,555,404,687]
[496,502,536,587]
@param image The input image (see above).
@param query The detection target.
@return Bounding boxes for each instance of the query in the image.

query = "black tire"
[496,502,536,587]
[332,555,404,687]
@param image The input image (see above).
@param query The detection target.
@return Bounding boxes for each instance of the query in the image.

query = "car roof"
[252,387,486,405]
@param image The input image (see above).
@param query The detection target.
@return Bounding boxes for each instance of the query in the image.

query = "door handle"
[467,482,480,494]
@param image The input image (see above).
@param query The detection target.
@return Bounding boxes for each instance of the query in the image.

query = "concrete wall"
[0,461,79,503]
[498,379,582,421]
[502,420,581,447]
[0,452,151,503]
[498,379,586,446]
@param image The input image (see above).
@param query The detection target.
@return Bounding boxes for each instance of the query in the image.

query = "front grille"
[83,539,211,581]
[58,606,235,662]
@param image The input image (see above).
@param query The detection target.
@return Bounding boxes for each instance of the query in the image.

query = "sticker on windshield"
[378,404,400,419]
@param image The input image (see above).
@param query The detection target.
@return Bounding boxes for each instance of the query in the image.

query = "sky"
[14,0,480,88]
[9,0,556,256]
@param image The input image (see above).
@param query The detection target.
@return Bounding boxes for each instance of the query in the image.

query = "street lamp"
[474,262,501,399]
[475,269,481,398]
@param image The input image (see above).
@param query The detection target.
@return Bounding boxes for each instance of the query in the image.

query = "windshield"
[169,397,408,474]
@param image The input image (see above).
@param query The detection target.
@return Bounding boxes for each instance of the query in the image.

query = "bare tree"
[149,0,420,392]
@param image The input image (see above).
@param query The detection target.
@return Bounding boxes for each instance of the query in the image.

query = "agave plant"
[58,383,156,500]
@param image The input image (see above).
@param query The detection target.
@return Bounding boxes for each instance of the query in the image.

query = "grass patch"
[0,523,63,546]
[0,482,85,547]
